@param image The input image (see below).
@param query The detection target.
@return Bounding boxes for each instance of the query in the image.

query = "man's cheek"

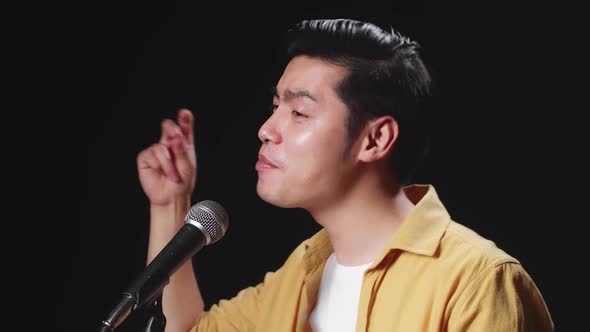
[293,129,314,146]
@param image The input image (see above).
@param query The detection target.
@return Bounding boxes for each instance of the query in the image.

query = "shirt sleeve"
[447,261,554,331]
[189,268,281,332]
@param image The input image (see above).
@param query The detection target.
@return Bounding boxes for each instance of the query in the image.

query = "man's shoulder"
[438,220,521,271]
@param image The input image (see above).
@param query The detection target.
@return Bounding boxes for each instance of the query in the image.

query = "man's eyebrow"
[270,86,318,103]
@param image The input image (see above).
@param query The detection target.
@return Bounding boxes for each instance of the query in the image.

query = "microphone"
[100,200,229,331]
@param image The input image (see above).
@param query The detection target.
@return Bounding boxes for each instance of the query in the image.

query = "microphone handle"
[101,223,207,330]
[127,222,207,308]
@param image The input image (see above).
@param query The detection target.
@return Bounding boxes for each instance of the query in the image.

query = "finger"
[169,134,194,180]
[169,134,188,161]
[177,109,194,146]
[159,119,183,145]
[137,148,161,171]
[151,143,181,183]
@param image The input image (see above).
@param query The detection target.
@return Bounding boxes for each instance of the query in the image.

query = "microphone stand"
[98,296,166,332]
[143,297,166,332]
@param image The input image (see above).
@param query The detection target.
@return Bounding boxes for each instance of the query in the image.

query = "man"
[137,19,554,331]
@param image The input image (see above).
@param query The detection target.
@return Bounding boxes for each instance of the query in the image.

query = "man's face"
[256,55,359,209]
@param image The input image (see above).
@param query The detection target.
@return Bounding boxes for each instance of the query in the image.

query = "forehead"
[275,55,348,100]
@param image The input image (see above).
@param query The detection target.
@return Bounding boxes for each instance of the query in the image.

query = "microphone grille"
[185,200,229,244]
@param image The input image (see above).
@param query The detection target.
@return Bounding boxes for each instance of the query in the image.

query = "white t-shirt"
[309,253,373,332]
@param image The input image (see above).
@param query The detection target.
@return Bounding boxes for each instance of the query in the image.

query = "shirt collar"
[301,184,451,273]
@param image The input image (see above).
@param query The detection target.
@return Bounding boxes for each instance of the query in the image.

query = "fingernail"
[164,147,172,160]
[180,112,190,122]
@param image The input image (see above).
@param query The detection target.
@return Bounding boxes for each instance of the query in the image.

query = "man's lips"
[256,153,278,170]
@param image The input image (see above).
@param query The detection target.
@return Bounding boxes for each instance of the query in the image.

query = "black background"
[3,1,588,331]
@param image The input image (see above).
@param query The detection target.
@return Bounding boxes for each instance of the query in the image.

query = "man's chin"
[256,186,297,208]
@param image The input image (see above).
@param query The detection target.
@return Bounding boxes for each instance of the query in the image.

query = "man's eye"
[269,104,278,112]
[292,110,307,118]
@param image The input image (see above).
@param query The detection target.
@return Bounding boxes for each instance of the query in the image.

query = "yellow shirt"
[192,184,554,331]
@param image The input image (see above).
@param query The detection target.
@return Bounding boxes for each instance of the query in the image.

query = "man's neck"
[309,175,415,266]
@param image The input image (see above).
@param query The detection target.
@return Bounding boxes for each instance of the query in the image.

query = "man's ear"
[357,115,399,163]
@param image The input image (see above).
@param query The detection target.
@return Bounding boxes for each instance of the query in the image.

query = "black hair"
[283,18,431,185]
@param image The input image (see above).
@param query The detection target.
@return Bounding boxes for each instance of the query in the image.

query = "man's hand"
[137,109,197,206]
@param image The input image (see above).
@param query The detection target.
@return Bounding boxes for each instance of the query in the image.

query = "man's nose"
[258,112,282,144]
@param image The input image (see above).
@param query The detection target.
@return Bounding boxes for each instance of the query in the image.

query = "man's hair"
[283,19,432,185]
